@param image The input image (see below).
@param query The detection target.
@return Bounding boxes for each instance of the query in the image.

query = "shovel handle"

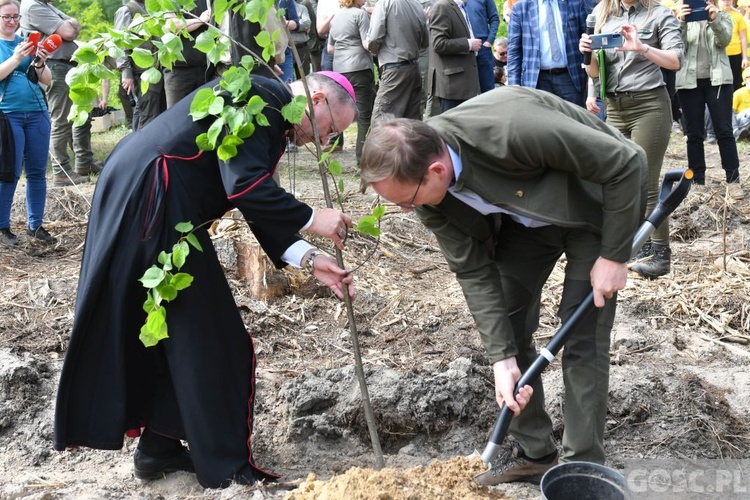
[480,169,693,464]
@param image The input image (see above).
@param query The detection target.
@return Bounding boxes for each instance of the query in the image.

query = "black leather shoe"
[133,446,195,480]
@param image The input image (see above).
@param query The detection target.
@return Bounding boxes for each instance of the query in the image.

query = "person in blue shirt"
[0,0,55,247]
[466,0,501,93]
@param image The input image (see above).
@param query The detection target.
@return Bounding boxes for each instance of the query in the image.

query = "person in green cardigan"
[359,86,647,485]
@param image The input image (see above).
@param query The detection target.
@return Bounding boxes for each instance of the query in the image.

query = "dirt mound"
[286,456,504,500]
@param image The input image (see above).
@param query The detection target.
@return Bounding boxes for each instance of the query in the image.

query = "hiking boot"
[727,182,744,201]
[632,243,671,279]
[473,442,558,486]
[133,446,195,480]
[75,160,103,176]
[630,242,652,263]
[52,171,90,187]
[26,226,57,244]
[0,228,19,247]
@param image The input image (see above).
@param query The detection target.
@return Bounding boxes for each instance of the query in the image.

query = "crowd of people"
[0,0,747,492]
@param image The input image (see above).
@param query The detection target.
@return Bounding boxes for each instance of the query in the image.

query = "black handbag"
[0,73,17,183]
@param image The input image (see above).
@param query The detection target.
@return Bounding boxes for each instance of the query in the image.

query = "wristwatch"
[304,250,322,274]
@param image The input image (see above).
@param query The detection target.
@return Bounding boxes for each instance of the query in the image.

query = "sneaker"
[473,442,558,486]
[26,226,57,244]
[75,160,103,176]
[0,227,19,247]
[706,135,717,145]
[727,182,744,201]
[52,171,90,187]
[671,121,682,135]
[631,243,671,279]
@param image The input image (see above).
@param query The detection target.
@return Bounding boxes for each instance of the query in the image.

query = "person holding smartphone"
[0,0,55,247]
[579,0,684,279]
[673,0,745,202]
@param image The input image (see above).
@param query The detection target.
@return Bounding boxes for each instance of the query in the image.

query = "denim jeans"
[537,70,585,107]
[678,79,740,183]
[0,111,51,231]
[476,44,495,93]
[46,62,93,175]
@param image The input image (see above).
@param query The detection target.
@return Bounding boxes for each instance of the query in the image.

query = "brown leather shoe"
[52,171,90,187]
[474,442,558,486]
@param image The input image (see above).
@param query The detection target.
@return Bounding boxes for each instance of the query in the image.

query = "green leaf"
[131,47,155,69]
[142,293,155,314]
[72,45,100,65]
[140,307,169,347]
[206,117,226,148]
[189,87,216,120]
[236,121,255,139]
[157,283,178,302]
[196,132,212,151]
[327,159,343,176]
[140,266,166,288]
[220,68,251,98]
[208,95,225,116]
[186,232,203,252]
[172,240,190,269]
[338,178,345,194]
[217,134,243,161]
[175,221,194,233]
[194,29,218,54]
[372,204,387,219]
[246,94,266,115]
[356,215,381,237]
[141,66,163,84]
[281,95,308,124]
[170,272,194,291]
[157,251,173,271]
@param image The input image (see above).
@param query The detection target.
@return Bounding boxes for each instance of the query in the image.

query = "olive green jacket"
[417,86,647,362]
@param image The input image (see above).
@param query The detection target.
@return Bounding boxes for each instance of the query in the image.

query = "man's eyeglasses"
[0,15,21,22]
[497,51,507,57]
[397,173,425,210]
[323,97,339,142]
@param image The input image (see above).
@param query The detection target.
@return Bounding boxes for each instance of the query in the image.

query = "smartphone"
[27,31,41,55]
[685,0,709,22]
[589,32,624,50]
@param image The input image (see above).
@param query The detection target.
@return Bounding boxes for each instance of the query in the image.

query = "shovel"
[471,168,693,470]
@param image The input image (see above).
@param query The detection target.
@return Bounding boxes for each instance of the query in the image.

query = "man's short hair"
[360,118,445,186]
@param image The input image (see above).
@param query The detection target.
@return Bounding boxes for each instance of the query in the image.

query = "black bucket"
[541,461,627,500]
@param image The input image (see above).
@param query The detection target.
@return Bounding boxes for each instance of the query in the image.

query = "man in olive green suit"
[359,86,647,485]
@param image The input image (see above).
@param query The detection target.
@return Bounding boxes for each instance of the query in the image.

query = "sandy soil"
[0,131,748,499]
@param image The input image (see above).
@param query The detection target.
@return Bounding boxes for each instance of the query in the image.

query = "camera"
[589,32,623,50]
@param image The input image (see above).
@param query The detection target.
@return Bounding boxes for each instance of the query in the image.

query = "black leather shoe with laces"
[133,446,195,480]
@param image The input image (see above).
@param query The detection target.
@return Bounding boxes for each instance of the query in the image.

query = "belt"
[47,59,76,67]
[379,60,418,72]
[539,67,567,75]
[606,87,665,99]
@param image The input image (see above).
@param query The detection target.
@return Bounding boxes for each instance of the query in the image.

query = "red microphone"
[34,34,62,63]
[41,34,62,53]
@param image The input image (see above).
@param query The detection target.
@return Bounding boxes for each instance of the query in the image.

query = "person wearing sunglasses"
[359,87,647,485]
[52,72,357,489]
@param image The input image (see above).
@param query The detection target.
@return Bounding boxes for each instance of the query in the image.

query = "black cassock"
[53,77,311,487]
